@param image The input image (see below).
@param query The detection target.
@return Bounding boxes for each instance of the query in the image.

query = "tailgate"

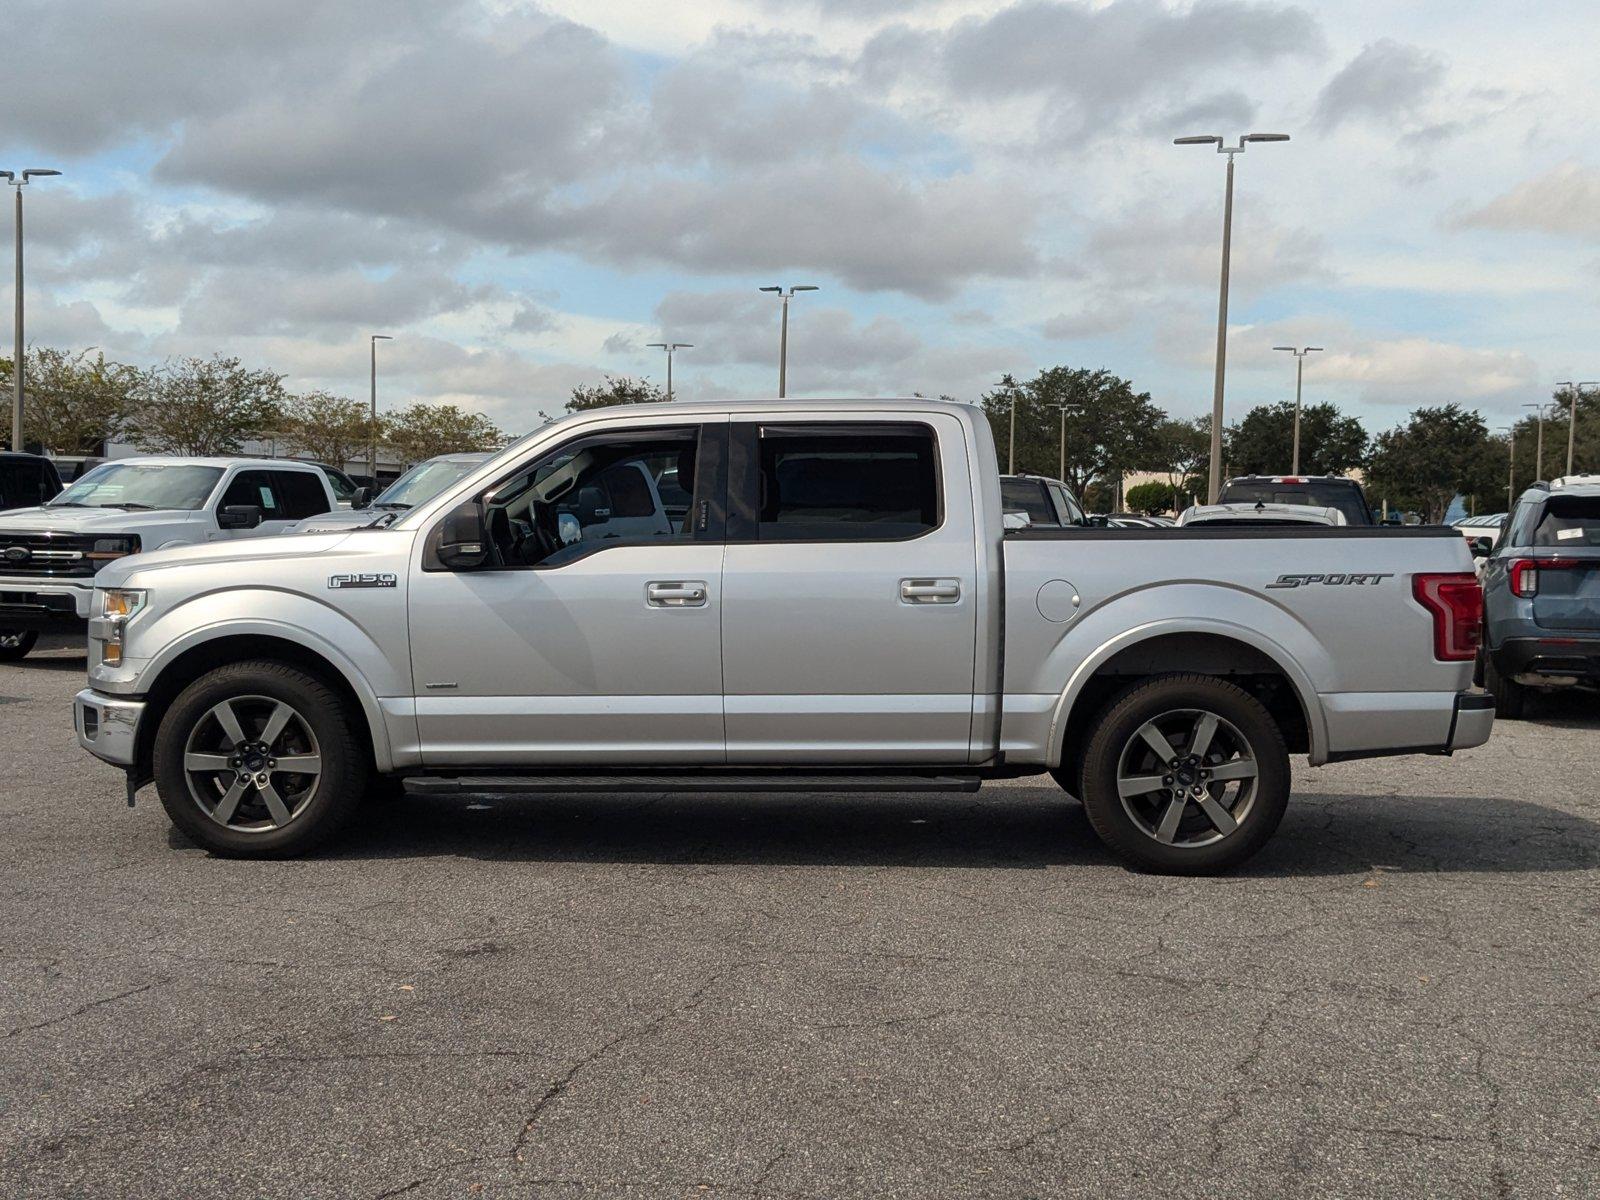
[1528,496,1600,630]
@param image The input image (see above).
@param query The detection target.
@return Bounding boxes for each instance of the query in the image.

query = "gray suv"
[1477,475,1600,716]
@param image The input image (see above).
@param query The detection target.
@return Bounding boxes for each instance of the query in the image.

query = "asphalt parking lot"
[2,635,1597,1199]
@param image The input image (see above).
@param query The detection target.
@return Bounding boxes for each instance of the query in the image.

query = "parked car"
[1453,512,1506,546]
[999,474,1088,528]
[0,451,62,513]
[0,457,336,660]
[1218,475,1373,526]
[1176,502,1347,528]
[72,398,1490,873]
[1476,475,1600,716]
[291,453,494,533]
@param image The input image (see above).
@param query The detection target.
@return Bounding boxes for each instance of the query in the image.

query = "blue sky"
[4,0,1599,438]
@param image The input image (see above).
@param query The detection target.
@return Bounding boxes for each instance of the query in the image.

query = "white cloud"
[1457,163,1600,242]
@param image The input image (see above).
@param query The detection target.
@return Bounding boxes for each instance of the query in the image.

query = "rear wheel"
[1482,651,1527,719]
[1079,674,1290,874]
[0,630,38,662]
[153,660,367,857]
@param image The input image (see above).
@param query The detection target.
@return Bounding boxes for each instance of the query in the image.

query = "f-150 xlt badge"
[1267,572,1393,589]
[329,572,398,589]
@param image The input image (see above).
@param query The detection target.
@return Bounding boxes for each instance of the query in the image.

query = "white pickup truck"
[0,457,337,660]
[72,400,1492,873]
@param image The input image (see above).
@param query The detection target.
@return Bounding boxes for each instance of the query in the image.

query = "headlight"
[87,535,141,563]
[101,588,147,620]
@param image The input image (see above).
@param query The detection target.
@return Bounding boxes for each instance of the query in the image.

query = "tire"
[0,630,38,662]
[153,660,368,857]
[1079,674,1290,875]
[1482,651,1527,719]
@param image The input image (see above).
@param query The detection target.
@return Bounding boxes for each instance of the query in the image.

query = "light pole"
[1523,401,1554,482]
[1273,345,1323,474]
[1500,426,1515,509]
[646,342,692,402]
[1054,402,1081,483]
[1554,381,1596,477]
[1175,133,1290,502]
[3,168,61,452]
[368,334,392,482]
[758,285,817,397]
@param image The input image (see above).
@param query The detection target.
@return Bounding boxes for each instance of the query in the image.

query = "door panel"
[720,415,978,763]
[407,420,728,766]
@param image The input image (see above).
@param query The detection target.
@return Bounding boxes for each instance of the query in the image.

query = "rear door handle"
[901,578,961,604]
[647,580,708,607]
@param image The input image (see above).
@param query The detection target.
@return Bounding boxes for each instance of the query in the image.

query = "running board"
[403,772,984,796]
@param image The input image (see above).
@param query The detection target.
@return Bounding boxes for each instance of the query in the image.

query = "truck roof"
[102,456,329,471]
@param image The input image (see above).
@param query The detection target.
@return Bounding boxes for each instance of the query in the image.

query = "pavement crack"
[4,978,168,1039]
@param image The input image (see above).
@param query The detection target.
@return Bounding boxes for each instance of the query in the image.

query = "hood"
[0,506,193,535]
[96,530,357,587]
[289,509,399,534]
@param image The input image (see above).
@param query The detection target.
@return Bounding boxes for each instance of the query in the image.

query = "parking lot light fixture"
[646,342,693,402]
[1176,133,1290,503]
[1054,402,1082,484]
[5,167,62,452]
[1273,345,1323,475]
[1523,401,1554,481]
[759,285,818,398]
[369,335,393,482]
[1555,381,1597,477]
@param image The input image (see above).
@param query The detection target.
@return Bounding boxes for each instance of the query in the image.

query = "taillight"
[1508,557,1581,598]
[1413,572,1482,662]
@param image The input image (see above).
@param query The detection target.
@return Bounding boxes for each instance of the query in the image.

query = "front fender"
[1040,584,1332,767]
[120,587,413,771]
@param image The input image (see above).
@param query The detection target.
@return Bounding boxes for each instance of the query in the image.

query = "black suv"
[0,452,62,513]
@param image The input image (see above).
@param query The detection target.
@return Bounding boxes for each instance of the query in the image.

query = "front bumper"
[0,578,92,631]
[75,688,144,767]
[1492,636,1600,687]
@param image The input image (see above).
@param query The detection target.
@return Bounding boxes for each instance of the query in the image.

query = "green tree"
[1227,400,1368,476]
[0,347,142,454]
[1365,404,1502,523]
[1125,481,1185,515]
[1505,388,1600,496]
[1154,416,1211,507]
[979,367,1167,498]
[383,402,505,467]
[126,354,286,456]
[281,390,373,467]
[567,376,665,412]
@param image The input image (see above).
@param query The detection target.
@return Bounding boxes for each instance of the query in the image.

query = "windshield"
[48,463,223,511]
[1218,480,1370,526]
[372,457,489,508]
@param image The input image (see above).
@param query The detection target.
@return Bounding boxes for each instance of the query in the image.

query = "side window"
[471,425,719,569]
[1051,485,1086,526]
[220,470,282,517]
[749,423,940,541]
[322,470,356,504]
[275,470,333,519]
[1000,478,1057,526]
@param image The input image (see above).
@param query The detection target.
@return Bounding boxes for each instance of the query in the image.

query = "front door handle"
[901,578,961,604]
[647,580,708,608]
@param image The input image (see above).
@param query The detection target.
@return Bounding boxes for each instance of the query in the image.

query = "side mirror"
[435,500,489,570]
[218,504,262,530]
[351,486,373,510]
[1471,536,1493,558]
[1085,514,1109,527]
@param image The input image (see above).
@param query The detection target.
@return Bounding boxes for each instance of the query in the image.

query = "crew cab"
[72,400,1491,873]
[0,457,336,660]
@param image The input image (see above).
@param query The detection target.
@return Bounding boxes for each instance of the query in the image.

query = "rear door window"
[275,470,333,519]
[1000,478,1057,526]
[748,424,940,541]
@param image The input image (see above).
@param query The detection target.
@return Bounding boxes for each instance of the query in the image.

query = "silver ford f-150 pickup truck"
[73,399,1492,872]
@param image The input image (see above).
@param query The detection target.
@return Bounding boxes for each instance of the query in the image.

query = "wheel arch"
[1047,622,1326,781]
[132,629,396,780]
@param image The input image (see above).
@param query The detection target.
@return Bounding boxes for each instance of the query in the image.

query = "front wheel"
[1079,674,1290,874]
[0,630,38,662]
[153,660,368,857]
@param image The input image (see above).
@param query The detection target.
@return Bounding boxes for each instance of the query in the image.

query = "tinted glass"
[1000,479,1057,525]
[50,463,223,511]
[1218,480,1369,525]
[222,471,282,515]
[1532,495,1600,548]
[1050,484,1086,525]
[757,427,938,541]
[276,470,332,519]
[0,460,59,508]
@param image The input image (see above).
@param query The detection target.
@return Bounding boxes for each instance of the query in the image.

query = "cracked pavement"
[2,635,1597,1197]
